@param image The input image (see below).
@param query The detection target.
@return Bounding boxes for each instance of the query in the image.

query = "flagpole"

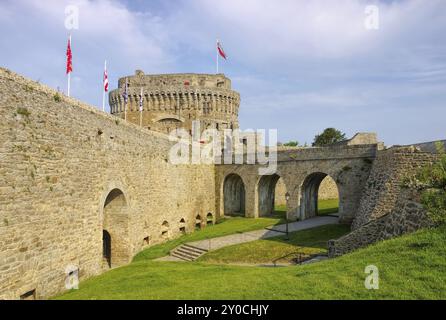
[140,87,143,128]
[124,78,128,122]
[102,60,106,112]
[67,72,71,97]
[216,39,219,74]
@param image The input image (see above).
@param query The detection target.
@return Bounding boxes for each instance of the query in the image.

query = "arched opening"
[161,221,170,238]
[102,230,111,268]
[102,188,130,268]
[156,117,182,133]
[195,215,202,230]
[179,218,186,234]
[206,213,214,225]
[258,174,282,217]
[300,173,340,220]
[223,174,246,216]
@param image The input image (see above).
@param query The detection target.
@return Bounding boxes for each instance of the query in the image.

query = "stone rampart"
[0,68,215,299]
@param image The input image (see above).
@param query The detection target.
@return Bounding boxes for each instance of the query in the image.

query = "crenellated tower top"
[109,70,241,135]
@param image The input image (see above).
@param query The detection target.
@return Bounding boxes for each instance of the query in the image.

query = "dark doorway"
[103,230,111,268]
[223,174,246,216]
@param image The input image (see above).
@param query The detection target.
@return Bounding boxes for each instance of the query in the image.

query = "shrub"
[53,93,62,102]
[406,147,446,224]
[420,189,446,225]
[283,141,299,147]
[16,107,30,117]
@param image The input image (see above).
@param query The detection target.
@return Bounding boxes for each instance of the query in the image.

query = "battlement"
[117,71,233,90]
[109,71,241,134]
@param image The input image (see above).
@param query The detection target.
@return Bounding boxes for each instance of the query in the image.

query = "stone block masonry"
[328,189,434,257]
[109,71,240,135]
[352,146,438,230]
[0,68,215,299]
[329,147,440,256]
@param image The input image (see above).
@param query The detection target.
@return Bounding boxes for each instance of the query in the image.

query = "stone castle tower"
[109,71,241,135]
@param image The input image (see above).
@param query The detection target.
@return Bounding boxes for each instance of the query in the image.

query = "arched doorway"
[102,188,130,268]
[258,174,281,217]
[102,230,111,268]
[300,173,340,220]
[223,174,246,216]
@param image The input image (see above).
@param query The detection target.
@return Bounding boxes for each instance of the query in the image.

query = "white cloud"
[0,0,444,145]
[0,0,173,106]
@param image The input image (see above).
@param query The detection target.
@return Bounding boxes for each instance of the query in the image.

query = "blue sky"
[0,0,445,145]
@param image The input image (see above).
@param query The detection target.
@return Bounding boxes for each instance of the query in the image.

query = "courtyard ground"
[56,224,446,300]
[197,224,350,265]
[136,199,337,261]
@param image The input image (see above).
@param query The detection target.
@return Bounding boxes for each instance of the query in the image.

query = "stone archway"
[102,188,130,268]
[300,172,340,220]
[258,174,281,217]
[223,174,246,216]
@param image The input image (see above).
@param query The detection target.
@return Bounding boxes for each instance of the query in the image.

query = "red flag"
[103,61,109,92]
[217,41,227,60]
[66,36,73,75]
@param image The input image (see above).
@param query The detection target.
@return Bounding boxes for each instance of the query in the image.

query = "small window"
[162,230,168,237]
[20,289,36,300]
[206,213,214,226]
[143,236,149,245]
[195,215,202,230]
[180,227,186,234]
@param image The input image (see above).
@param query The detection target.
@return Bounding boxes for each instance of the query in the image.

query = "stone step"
[174,248,202,259]
[170,244,208,261]
[181,244,208,254]
[171,251,195,262]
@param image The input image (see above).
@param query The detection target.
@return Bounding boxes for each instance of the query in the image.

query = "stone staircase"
[170,244,208,261]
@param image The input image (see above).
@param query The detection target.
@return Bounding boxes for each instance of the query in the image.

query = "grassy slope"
[198,224,350,264]
[134,199,336,261]
[58,225,446,300]
[133,216,285,261]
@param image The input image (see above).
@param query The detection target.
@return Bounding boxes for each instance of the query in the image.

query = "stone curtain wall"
[328,189,433,257]
[351,146,438,230]
[0,68,215,299]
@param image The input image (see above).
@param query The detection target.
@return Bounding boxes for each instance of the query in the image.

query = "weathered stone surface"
[216,144,377,222]
[0,68,215,299]
[328,189,434,257]
[109,72,240,135]
[352,147,438,229]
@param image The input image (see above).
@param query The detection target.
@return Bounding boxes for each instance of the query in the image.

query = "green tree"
[312,128,346,146]
[283,141,299,147]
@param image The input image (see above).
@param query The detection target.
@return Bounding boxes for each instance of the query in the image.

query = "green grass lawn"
[57,225,446,300]
[134,215,286,261]
[318,198,339,215]
[274,198,339,217]
[135,199,337,262]
[198,224,350,265]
